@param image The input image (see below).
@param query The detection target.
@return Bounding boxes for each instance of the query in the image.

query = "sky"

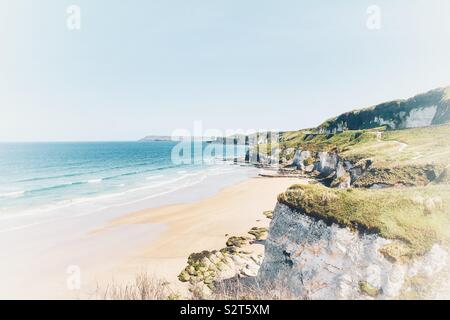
[1,0,450,141]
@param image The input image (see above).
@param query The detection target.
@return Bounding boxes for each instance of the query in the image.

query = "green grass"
[278,124,450,167]
[280,129,378,152]
[278,183,450,259]
[352,164,443,188]
[342,124,450,166]
[359,281,381,297]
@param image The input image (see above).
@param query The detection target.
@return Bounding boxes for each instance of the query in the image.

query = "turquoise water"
[0,141,251,231]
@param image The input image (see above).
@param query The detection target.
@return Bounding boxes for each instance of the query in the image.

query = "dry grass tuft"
[99,273,304,300]
[212,277,305,300]
[102,273,173,300]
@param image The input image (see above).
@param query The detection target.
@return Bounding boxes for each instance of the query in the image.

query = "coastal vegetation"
[280,124,450,166]
[102,272,300,300]
[280,128,378,153]
[343,123,450,165]
[102,273,173,300]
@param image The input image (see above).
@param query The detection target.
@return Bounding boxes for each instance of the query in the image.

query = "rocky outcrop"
[434,166,450,185]
[178,246,263,296]
[319,86,450,133]
[315,152,339,176]
[258,203,448,300]
[292,150,313,171]
[178,226,268,297]
[290,150,365,188]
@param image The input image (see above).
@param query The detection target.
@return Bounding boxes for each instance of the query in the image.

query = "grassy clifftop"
[342,124,450,166]
[280,128,378,153]
[278,183,450,260]
[280,124,450,168]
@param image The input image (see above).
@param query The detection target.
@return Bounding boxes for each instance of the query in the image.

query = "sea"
[0,141,256,233]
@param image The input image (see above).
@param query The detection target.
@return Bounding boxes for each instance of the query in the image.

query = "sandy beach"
[92,176,307,295]
[0,175,306,299]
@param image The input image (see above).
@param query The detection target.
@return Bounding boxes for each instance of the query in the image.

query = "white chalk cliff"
[258,203,448,300]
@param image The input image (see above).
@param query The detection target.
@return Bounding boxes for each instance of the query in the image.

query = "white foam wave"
[0,163,250,231]
[0,191,25,198]
[126,173,200,193]
[146,174,164,180]
[74,173,208,217]
[0,173,201,221]
[87,178,102,184]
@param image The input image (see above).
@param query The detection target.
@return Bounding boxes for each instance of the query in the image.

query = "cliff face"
[319,87,450,133]
[258,203,448,299]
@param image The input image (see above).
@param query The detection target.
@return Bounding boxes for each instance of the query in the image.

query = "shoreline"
[0,174,306,299]
[0,164,257,299]
[90,176,308,297]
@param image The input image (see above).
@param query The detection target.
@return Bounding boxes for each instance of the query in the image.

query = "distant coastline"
[139,135,216,142]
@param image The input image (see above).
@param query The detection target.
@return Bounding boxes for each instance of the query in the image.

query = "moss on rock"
[248,227,269,240]
[303,157,315,167]
[359,281,381,297]
[263,210,274,219]
[226,236,250,248]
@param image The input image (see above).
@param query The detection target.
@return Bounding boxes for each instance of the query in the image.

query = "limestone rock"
[258,203,448,300]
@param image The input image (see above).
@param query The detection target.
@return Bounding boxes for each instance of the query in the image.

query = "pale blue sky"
[1,0,450,141]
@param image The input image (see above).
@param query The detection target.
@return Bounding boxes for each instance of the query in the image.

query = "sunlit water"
[0,141,254,232]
